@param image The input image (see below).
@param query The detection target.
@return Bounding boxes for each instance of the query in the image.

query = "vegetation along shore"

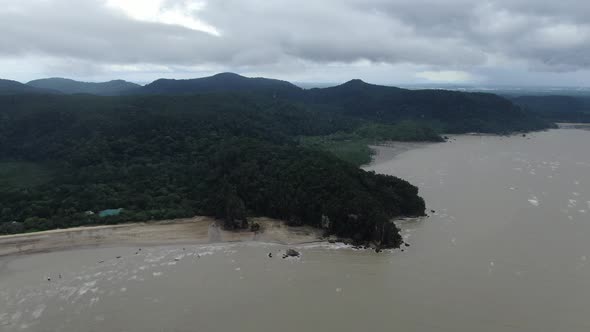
[0,73,555,248]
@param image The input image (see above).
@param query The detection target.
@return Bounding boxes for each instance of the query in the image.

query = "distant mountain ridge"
[137,72,302,96]
[27,78,140,96]
[511,95,590,123]
[0,73,553,133]
[511,95,590,113]
[300,79,546,133]
[0,79,60,95]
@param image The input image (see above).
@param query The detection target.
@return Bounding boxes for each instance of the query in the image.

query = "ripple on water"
[31,304,46,319]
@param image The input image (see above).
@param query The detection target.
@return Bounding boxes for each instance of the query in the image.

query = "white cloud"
[105,0,219,35]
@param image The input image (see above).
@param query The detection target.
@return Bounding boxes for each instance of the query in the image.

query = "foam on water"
[77,281,97,296]
[30,305,46,320]
[298,242,354,250]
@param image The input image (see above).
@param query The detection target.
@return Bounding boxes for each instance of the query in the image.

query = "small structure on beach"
[98,208,123,218]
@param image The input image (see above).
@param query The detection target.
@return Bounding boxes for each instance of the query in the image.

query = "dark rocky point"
[283,249,300,258]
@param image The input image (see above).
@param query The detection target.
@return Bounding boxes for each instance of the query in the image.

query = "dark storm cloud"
[0,0,589,77]
[359,0,590,70]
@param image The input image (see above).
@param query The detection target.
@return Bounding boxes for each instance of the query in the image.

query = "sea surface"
[1,127,590,331]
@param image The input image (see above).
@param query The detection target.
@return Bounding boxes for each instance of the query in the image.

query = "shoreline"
[0,217,325,257]
[1,141,432,258]
[556,122,590,129]
[366,141,434,168]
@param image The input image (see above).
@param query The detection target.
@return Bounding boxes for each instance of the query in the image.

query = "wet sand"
[0,217,324,257]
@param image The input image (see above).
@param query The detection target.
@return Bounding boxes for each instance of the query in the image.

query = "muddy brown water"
[1,128,590,331]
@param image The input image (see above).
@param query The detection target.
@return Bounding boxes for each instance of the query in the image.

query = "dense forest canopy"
[0,94,426,247]
[0,74,555,247]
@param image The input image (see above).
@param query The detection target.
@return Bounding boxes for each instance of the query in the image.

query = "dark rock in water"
[283,249,300,258]
[116,256,122,259]
[431,209,436,213]
[47,277,51,281]
[250,223,261,232]
[375,248,382,253]
[98,260,104,264]
[405,243,410,247]
[268,253,273,258]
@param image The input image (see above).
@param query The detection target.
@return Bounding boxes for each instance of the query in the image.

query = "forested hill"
[302,79,550,133]
[129,74,552,134]
[511,95,590,123]
[1,73,553,134]
[0,94,424,248]
[136,72,302,96]
[27,78,140,96]
[0,79,60,95]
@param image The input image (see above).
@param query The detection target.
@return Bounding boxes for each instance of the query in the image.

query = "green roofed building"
[98,208,123,218]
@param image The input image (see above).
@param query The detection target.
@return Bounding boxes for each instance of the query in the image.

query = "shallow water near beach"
[2,127,590,331]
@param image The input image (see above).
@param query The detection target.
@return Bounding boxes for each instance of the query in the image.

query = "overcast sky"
[1,0,590,86]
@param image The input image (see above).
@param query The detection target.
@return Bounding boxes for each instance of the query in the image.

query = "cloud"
[1,0,590,83]
[416,70,475,83]
[105,0,219,35]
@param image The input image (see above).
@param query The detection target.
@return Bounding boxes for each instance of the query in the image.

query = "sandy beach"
[0,217,325,257]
